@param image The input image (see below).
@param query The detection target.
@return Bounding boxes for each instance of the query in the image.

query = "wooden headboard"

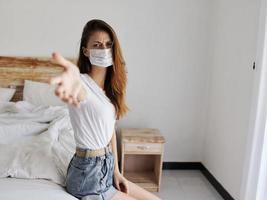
[0,56,76,102]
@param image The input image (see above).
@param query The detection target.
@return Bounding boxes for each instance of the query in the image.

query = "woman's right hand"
[48,52,86,108]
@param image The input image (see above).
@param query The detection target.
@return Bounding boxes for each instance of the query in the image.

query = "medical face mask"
[89,48,113,68]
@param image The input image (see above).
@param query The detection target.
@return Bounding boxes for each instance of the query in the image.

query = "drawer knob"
[137,145,150,150]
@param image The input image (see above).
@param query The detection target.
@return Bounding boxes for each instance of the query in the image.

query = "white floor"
[152,170,224,200]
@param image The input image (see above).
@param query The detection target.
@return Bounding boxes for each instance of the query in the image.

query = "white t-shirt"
[67,73,116,150]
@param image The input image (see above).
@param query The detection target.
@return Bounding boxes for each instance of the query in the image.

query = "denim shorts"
[65,149,118,200]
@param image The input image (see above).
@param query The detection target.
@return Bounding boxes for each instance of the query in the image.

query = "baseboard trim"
[163,162,234,200]
[162,162,204,170]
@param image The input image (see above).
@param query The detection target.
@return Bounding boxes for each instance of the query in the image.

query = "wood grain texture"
[121,128,165,143]
[0,56,76,102]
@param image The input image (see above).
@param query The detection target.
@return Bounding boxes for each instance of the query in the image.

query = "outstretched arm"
[48,52,88,107]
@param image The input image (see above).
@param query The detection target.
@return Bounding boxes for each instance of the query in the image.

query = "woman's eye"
[106,43,112,47]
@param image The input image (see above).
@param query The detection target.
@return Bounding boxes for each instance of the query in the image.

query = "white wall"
[0,1,262,198]
[0,0,211,162]
[203,0,260,199]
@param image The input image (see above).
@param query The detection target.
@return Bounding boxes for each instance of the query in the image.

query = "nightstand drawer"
[124,143,162,154]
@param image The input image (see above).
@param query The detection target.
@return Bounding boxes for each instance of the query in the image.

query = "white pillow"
[0,87,16,102]
[23,80,65,106]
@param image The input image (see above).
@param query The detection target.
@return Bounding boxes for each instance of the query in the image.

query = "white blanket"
[0,178,78,200]
[0,101,76,187]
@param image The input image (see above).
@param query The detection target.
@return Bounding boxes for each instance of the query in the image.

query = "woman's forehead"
[89,31,111,43]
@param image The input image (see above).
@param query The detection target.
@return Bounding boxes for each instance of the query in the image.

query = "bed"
[0,56,79,200]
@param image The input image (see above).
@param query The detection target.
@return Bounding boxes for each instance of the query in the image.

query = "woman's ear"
[82,47,89,57]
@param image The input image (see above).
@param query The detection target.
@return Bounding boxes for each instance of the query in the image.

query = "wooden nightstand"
[120,128,165,192]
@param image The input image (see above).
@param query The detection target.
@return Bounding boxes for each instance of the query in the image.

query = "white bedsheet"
[0,177,78,200]
[0,101,76,187]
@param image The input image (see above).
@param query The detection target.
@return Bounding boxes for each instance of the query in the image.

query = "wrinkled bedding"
[0,101,76,187]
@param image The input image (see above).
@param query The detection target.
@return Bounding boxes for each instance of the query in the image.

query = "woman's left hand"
[113,171,129,194]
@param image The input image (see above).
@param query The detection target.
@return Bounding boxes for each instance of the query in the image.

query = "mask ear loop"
[85,48,92,72]
[86,48,91,58]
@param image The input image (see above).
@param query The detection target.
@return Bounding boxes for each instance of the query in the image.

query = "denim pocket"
[66,154,98,196]
[66,163,87,196]
[72,154,96,170]
[80,161,102,194]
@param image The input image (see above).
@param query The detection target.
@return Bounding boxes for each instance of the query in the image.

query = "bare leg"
[111,190,137,200]
[112,180,161,200]
[127,180,162,200]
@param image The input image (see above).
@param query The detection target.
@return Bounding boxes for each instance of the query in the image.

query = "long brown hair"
[77,19,130,120]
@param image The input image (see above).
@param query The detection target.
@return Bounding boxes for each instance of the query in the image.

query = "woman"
[49,19,161,200]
